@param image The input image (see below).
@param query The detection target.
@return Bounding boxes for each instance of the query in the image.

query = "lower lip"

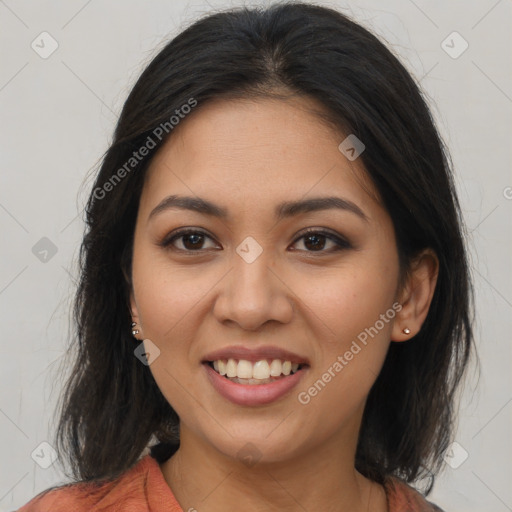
[203,363,308,406]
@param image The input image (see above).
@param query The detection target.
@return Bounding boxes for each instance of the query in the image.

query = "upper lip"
[202,345,310,365]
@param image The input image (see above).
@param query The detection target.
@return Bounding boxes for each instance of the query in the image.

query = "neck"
[159,426,388,512]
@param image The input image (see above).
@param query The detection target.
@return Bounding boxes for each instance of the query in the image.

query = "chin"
[204,427,303,466]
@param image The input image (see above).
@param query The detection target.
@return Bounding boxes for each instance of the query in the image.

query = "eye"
[290,228,351,253]
[159,227,351,254]
[160,229,218,252]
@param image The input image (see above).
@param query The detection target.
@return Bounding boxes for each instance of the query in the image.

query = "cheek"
[132,264,206,414]
[132,248,211,340]
[297,262,398,341]
[131,252,217,404]
[294,259,398,408]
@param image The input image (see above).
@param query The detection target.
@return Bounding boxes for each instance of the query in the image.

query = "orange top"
[18,454,444,511]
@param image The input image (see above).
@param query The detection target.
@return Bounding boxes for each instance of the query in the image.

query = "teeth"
[253,360,270,379]
[226,358,237,378]
[237,360,253,379]
[269,359,282,377]
[210,358,303,380]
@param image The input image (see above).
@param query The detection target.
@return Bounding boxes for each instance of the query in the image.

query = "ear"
[391,248,439,342]
[129,287,143,338]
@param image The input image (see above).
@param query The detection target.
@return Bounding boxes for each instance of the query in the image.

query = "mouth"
[203,358,309,385]
[202,358,309,406]
[200,345,310,405]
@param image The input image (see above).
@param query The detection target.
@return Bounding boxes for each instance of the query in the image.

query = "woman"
[19,2,475,511]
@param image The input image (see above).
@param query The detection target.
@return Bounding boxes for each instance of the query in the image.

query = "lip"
[201,345,310,365]
[204,362,308,406]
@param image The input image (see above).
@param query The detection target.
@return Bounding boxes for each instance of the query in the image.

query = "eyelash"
[158,227,352,254]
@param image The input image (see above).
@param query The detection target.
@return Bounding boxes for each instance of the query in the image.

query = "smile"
[203,360,309,406]
[208,358,306,383]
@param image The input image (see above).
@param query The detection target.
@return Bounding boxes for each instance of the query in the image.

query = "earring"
[403,327,411,335]
[131,321,140,338]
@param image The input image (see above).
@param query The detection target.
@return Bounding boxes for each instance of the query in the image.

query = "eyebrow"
[148,194,369,224]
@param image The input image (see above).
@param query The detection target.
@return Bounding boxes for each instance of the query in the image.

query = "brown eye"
[300,232,330,251]
[159,228,351,254]
[160,229,218,252]
[179,232,206,250]
[291,229,351,253]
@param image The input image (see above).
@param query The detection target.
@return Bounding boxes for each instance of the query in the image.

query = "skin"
[129,95,439,512]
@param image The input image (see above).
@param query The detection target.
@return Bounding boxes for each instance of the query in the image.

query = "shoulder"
[384,476,446,512]
[16,454,182,512]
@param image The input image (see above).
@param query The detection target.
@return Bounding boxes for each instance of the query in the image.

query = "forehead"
[141,97,382,219]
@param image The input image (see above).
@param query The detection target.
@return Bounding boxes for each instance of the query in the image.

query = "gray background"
[1,1,511,510]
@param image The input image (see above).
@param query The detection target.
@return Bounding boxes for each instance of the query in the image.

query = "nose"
[212,245,294,331]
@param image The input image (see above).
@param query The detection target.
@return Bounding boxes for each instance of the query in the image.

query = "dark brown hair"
[47,0,475,497]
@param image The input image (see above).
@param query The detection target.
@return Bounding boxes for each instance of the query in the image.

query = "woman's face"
[129,96,405,464]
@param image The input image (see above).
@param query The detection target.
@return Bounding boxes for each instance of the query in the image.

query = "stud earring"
[131,321,140,338]
[403,327,411,335]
